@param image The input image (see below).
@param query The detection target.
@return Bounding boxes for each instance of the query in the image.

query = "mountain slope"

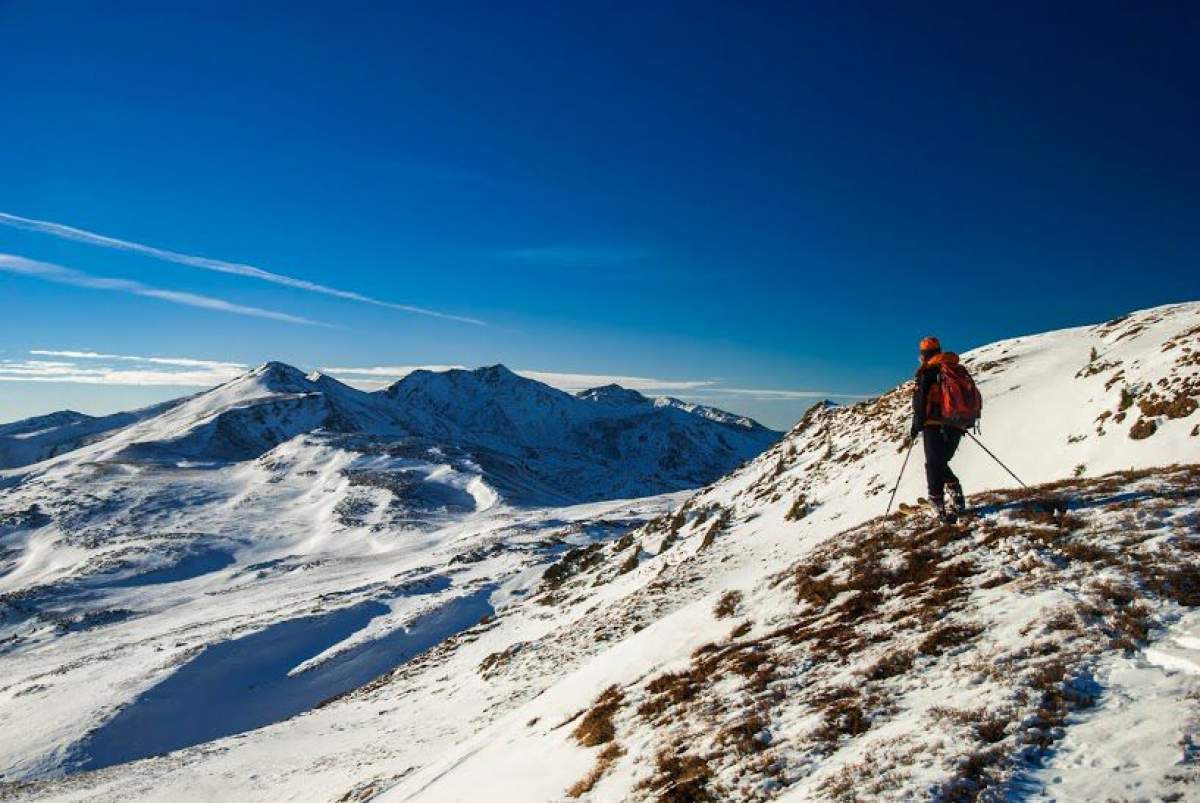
[376,300,1200,802]
[0,302,1196,802]
[390,466,1199,802]
[0,402,185,470]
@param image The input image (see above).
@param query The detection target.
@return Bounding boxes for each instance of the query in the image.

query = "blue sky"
[1,2,1197,429]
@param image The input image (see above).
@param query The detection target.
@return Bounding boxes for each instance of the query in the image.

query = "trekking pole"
[884,437,917,516]
[964,431,1028,489]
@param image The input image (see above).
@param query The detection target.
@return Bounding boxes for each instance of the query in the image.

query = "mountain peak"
[253,360,305,375]
[473,364,520,382]
[246,361,314,393]
[576,384,650,406]
[0,409,94,438]
[384,364,552,398]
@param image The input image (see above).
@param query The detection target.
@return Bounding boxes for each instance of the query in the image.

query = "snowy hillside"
[0,361,775,791]
[0,402,185,470]
[378,301,1200,802]
[1,302,1197,802]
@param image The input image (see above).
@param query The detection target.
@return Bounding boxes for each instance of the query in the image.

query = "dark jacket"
[911,363,941,436]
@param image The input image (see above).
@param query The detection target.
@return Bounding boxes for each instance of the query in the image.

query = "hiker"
[909,336,981,522]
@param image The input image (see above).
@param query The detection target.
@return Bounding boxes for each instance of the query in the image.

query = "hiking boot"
[946,482,966,515]
[926,498,956,524]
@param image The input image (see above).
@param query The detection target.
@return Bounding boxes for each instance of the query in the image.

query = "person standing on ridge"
[909,336,982,523]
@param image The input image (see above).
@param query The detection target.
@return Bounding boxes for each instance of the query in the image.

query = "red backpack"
[927,353,983,429]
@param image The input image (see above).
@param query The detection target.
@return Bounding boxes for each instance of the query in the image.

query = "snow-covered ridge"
[575,384,761,429]
[0,399,188,470]
[0,361,781,504]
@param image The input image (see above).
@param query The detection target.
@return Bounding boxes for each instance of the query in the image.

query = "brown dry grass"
[1139,391,1198,420]
[565,742,625,797]
[1129,418,1158,440]
[917,622,983,656]
[713,590,742,619]
[637,748,716,802]
[717,714,768,755]
[863,648,915,681]
[698,506,731,551]
[572,686,624,747]
[785,494,809,521]
[617,550,639,575]
[552,465,1200,802]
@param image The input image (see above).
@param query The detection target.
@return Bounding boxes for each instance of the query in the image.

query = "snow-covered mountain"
[577,384,760,428]
[0,361,776,789]
[379,365,779,502]
[1,302,1197,802]
[0,362,778,503]
[0,401,185,470]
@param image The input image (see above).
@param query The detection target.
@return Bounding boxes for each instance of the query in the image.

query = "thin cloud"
[322,364,719,393]
[0,357,244,387]
[0,210,485,326]
[29,350,247,371]
[321,365,855,400]
[0,254,324,326]
[0,354,862,427]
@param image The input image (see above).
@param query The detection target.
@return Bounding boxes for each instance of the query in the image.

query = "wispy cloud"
[495,245,654,267]
[320,364,865,401]
[324,364,717,393]
[0,353,866,424]
[29,350,247,371]
[0,352,247,387]
[0,210,485,326]
[0,254,326,326]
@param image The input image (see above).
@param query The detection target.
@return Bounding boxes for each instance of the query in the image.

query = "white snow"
[0,301,1197,802]
[1027,612,1200,801]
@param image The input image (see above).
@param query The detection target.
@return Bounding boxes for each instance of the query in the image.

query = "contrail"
[0,210,485,326]
[0,254,327,327]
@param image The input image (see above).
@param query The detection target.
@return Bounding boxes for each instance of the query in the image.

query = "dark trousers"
[922,427,963,504]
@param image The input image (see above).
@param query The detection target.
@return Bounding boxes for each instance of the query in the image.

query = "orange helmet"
[919,336,941,353]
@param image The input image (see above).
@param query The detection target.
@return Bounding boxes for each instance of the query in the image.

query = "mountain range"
[0,362,779,502]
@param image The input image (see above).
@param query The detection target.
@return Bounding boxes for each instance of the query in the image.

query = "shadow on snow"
[102,548,237,588]
[74,586,494,773]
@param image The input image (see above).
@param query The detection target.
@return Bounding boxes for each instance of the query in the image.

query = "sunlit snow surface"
[0,429,683,787]
[1,302,1199,802]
